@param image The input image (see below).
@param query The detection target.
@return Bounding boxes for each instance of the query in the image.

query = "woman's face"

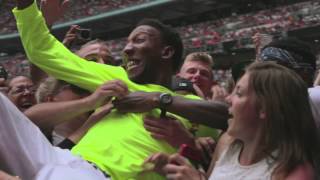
[226,73,262,141]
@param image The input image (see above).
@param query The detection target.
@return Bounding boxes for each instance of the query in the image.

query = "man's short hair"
[36,77,89,103]
[81,39,109,51]
[136,18,183,72]
[184,52,214,67]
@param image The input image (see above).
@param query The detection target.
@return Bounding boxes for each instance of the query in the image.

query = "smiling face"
[7,76,36,111]
[122,25,164,84]
[226,73,262,141]
[178,60,213,96]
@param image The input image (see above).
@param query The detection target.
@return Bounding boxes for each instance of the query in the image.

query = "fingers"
[144,124,166,136]
[197,137,216,156]
[144,116,168,129]
[168,153,189,166]
[211,85,227,101]
[163,163,181,174]
[193,84,205,99]
[99,80,129,98]
[61,0,71,13]
[89,102,113,122]
[144,153,168,165]
[68,25,80,34]
[143,153,169,175]
[143,118,168,140]
[63,25,79,46]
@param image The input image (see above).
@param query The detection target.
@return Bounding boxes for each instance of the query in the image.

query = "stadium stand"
[1,0,320,82]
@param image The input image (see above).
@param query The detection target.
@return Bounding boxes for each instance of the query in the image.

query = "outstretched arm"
[113,92,229,130]
[25,80,128,133]
[168,95,229,130]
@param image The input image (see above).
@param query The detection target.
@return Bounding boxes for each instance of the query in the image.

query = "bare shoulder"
[285,163,315,180]
[206,132,234,176]
[215,132,235,156]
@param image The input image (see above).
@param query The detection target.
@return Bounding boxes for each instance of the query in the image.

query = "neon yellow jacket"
[13,2,193,179]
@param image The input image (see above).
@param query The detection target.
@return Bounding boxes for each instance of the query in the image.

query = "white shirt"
[209,143,277,180]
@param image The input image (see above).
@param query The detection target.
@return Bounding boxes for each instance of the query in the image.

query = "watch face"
[162,94,172,104]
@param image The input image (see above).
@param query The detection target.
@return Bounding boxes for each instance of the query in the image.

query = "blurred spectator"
[0,0,154,34]
[177,52,214,99]
[7,76,36,112]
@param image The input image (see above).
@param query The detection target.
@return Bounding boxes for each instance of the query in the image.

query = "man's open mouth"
[20,102,33,109]
[127,59,141,71]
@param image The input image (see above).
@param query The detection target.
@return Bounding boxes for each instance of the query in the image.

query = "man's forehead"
[182,60,210,71]
[9,77,32,86]
[129,25,160,38]
[78,44,110,57]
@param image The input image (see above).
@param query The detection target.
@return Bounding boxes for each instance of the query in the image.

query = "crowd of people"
[0,0,320,180]
[0,0,153,34]
[61,0,153,22]
[81,1,320,61]
[177,0,320,48]
[2,1,320,56]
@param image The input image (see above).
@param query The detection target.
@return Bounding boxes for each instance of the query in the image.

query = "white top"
[209,143,277,180]
[308,86,320,129]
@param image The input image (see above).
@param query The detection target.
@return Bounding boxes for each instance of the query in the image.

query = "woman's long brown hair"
[246,62,320,177]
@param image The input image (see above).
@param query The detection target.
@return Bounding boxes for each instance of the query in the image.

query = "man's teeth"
[127,61,138,67]
[21,103,32,108]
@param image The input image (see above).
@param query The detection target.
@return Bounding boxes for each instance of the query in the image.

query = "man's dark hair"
[137,18,183,72]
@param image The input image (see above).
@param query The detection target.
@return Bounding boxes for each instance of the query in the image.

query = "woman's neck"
[238,133,264,166]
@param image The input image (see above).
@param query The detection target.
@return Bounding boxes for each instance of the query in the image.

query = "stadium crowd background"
[1,0,320,83]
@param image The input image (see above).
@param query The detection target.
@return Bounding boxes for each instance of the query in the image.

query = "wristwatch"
[159,93,173,118]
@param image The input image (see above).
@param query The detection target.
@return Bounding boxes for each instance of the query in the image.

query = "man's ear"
[161,46,175,60]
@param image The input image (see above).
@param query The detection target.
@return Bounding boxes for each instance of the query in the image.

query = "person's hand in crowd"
[84,80,128,110]
[40,0,70,27]
[67,80,128,143]
[252,33,273,60]
[195,136,216,166]
[143,115,195,148]
[0,171,20,180]
[192,84,206,99]
[163,154,205,180]
[113,91,161,113]
[62,25,80,47]
[209,84,227,102]
[142,152,170,176]
[68,101,113,143]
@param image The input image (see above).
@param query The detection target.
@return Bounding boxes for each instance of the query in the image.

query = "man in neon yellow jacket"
[9,0,228,179]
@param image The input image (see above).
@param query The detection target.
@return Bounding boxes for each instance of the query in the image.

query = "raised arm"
[13,0,130,92]
[40,0,70,28]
